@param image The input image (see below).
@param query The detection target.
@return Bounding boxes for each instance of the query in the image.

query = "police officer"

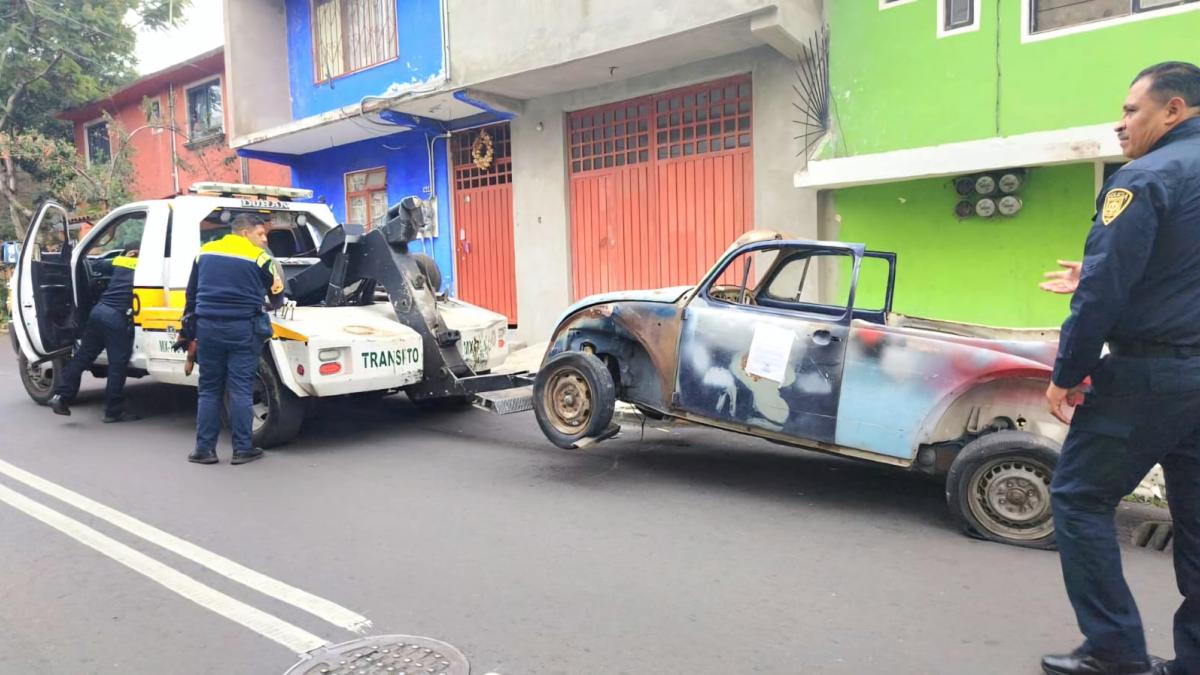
[181,213,283,465]
[1041,62,1200,675]
[48,250,140,423]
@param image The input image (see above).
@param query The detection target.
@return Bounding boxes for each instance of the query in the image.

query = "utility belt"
[1108,340,1200,358]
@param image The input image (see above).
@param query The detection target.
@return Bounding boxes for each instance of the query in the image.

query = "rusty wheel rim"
[543,368,593,435]
[967,457,1054,541]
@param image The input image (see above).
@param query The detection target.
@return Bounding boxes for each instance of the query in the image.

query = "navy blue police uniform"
[1051,116,1200,672]
[51,254,138,421]
[182,232,283,464]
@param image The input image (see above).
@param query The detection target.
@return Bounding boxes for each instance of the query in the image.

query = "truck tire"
[533,351,616,449]
[227,354,305,448]
[413,253,442,293]
[946,430,1060,550]
[18,351,64,405]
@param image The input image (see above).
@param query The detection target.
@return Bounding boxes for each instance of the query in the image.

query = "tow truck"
[9,183,532,447]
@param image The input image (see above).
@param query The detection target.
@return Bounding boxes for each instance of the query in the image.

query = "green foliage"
[0,0,190,236]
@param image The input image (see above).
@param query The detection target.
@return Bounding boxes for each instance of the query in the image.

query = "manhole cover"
[1132,520,1174,552]
[286,635,469,675]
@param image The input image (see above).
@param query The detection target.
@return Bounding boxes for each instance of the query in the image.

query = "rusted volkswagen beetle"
[533,231,1065,549]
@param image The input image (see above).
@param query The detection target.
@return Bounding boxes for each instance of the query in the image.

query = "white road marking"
[0,458,372,633]
[0,482,329,655]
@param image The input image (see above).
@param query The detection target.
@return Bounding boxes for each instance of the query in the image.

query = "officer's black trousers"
[53,304,134,418]
[1051,354,1200,672]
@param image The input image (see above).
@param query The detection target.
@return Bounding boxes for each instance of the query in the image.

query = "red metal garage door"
[452,124,518,325]
[568,74,754,300]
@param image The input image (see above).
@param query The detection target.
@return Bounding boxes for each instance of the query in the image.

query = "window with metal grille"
[1031,0,1197,33]
[452,125,512,190]
[654,80,752,161]
[186,78,223,141]
[944,0,975,29]
[85,121,111,166]
[568,76,752,175]
[345,167,387,231]
[312,0,399,83]
[568,103,651,173]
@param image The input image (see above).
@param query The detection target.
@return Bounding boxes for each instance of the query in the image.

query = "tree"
[0,0,190,239]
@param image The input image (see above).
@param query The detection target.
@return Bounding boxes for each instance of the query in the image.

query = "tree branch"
[0,50,64,133]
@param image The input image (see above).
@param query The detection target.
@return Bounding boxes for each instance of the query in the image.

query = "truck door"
[14,201,76,360]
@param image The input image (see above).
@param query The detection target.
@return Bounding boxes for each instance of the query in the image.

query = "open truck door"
[13,201,76,363]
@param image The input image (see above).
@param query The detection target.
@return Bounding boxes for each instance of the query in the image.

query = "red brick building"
[57,48,289,200]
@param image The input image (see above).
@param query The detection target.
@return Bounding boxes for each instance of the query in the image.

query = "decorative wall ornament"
[471,129,494,170]
[792,28,830,160]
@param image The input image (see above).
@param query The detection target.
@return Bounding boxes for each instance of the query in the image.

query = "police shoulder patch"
[1101,188,1134,225]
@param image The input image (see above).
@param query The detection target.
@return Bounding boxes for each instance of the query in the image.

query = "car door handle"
[811,330,840,345]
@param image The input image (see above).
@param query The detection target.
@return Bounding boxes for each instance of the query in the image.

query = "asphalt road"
[0,352,1183,674]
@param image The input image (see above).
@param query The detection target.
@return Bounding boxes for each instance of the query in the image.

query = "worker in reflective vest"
[49,252,140,422]
[180,213,283,465]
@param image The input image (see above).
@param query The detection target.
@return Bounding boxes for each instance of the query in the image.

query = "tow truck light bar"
[189,182,314,201]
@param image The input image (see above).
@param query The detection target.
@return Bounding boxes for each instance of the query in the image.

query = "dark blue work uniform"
[1052,117,1200,671]
[54,255,137,419]
[183,234,282,459]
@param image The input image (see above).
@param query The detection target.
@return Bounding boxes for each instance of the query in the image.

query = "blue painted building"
[227,0,510,300]
[225,0,819,339]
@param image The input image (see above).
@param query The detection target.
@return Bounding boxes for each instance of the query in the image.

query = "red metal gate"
[452,123,518,325]
[568,74,754,299]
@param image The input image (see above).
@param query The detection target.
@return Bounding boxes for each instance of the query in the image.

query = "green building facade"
[797,0,1200,326]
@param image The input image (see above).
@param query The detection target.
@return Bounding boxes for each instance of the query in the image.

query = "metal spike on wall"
[792,28,830,160]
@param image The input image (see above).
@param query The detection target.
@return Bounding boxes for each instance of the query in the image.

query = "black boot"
[103,410,141,423]
[231,448,264,465]
[1042,649,1153,675]
[50,395,70,416]
[188,449,218,464]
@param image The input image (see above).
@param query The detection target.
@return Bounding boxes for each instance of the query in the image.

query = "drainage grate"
[1132,520,1174,552]
[286,635,469,675]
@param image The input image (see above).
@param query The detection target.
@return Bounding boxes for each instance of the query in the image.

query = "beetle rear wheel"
[946,430,1060,549]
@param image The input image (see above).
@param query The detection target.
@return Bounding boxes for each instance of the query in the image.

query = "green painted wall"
[832,163,1096,327]
[825,1,1200,158]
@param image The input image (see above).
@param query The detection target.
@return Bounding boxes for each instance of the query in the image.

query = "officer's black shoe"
[1042,650,1153,675]
[102,411,141,424]
[188,449,218,465]
[1151,657,1175,675]
[49,395,70,416]
[231,448,264,465]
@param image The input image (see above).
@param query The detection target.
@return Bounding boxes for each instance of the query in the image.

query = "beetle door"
[14,201,76,360]
[674,242,863,444]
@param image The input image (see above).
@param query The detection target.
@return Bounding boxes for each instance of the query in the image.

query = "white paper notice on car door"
[746,323,795,384]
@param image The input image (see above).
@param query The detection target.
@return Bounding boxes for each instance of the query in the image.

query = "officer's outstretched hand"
[1039,260,1082,294]
[1046,382,1085,424]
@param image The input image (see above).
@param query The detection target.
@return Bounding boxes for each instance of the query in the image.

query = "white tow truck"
[9,183,527,446]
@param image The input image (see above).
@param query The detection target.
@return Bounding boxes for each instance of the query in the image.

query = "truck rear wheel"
[225,354,305,448]
[946,430,1059,550]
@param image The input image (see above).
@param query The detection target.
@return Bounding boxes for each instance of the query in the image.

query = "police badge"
[1102,188,1134,225]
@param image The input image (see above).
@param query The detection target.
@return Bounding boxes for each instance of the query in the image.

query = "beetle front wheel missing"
[533,351,616,449]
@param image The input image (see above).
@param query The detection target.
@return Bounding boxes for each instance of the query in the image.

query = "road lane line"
[0,482,329,655]
[0,459,372,633]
